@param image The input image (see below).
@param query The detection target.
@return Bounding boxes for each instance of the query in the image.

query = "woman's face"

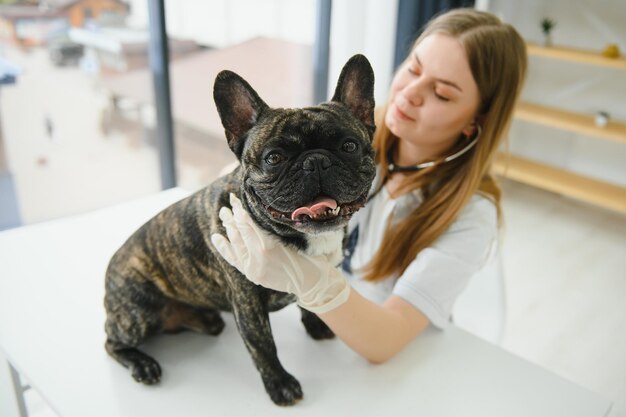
[385,34,481,162]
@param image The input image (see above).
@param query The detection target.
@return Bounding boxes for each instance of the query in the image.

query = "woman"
[211,8,527,363]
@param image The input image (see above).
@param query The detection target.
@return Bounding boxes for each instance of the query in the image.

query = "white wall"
[488,0,626,187]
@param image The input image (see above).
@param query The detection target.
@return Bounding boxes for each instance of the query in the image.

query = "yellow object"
[602,44,620,58]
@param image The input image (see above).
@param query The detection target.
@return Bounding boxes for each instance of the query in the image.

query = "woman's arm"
[211,194,430,363]
[320,290,429,363]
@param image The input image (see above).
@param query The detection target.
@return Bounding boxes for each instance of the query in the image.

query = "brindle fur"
[104,55,376,406]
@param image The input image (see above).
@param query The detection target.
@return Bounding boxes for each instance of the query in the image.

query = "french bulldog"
[104,54,376,406]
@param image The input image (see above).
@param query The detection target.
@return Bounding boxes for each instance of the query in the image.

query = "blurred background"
[0,0,624,415]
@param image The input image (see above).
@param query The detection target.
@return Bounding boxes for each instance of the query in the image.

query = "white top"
[0,188,612,417]
[345,171,498,329]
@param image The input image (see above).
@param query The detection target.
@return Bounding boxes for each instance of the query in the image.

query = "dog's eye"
[265,152,284,166]
[342,141,358,153]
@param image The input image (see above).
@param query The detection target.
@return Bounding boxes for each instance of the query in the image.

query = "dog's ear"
[213,71,269,158]
[331,54,375,132]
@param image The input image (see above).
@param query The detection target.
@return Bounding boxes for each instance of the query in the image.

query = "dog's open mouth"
[267,195,366,223]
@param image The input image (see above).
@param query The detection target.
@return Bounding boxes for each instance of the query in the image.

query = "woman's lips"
[392,102,416,122]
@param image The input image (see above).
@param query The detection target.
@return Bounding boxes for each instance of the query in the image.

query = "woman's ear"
[462,115,484,137]
[462,122,477,138]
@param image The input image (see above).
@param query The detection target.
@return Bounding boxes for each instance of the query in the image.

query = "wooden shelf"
[527,42,626,70]
[512,42,626,214]
[514,101,626,144]
[493,154,626,214]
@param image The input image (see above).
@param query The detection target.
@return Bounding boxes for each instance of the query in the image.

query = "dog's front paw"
[301,309,335,340]
[263,372,303,406]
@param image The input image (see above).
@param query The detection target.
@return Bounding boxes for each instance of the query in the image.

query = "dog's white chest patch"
[303,230,344,266]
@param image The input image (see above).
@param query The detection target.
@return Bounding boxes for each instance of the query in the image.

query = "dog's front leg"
[231,290,303,406]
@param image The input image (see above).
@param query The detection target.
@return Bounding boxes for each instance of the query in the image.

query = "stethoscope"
[386,125,482,173]
[342,125,482,274]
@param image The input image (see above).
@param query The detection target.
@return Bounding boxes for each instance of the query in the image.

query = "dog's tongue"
[291,197,338,220]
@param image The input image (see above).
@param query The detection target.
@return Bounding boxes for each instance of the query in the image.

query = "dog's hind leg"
[161,301,225,336]
[104,272,166,385]
[300,307,334,340]
[105,339,162,384]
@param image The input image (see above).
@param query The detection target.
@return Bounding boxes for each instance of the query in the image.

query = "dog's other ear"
[213,71,269,158]
[331,54,375,132]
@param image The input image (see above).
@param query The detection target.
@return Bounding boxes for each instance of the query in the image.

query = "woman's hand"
[210,194,350,314]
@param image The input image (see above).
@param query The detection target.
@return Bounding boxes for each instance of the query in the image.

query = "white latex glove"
[210,194,350,314]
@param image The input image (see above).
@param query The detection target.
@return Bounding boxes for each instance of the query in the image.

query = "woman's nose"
[402,80,424,106]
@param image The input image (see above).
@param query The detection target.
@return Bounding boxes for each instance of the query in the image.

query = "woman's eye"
[407,65,419,75]
[265,153,283,165]
[342,141,358,153]
[435,92,450,102]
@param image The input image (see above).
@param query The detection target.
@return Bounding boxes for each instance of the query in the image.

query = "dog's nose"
[303,154,332,172]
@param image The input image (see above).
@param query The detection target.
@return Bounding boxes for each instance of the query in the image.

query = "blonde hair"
[362,8,527,282]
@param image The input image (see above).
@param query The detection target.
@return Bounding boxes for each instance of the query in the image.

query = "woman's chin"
[386,116,411,139]
[387,109,416,133]
[385,113,401,134]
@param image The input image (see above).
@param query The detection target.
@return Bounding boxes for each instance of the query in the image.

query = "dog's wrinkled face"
[214,55,376,236]
[242,104,374,234]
